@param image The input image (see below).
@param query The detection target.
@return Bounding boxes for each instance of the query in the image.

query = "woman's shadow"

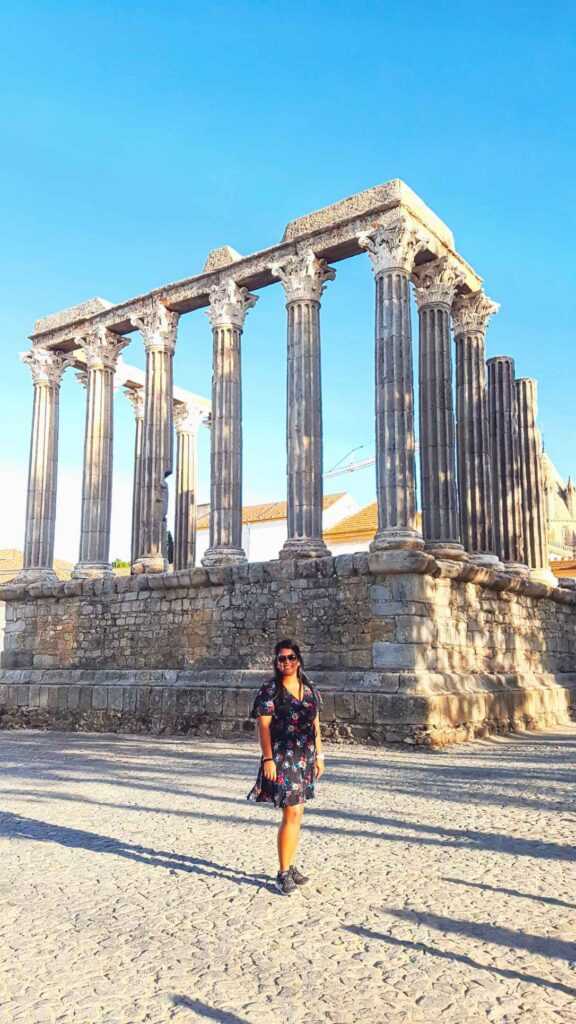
[0,810,272,890]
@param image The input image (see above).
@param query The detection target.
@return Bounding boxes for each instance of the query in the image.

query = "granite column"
[174,402,204,570]
[515,377,553,582]
[73,328,126,578]
[202,280,257,566]
[125,387,145,568]
[17,349,73,582]
[412,258,466,559]
[358,216,426,553]
[452,291,500,566]
[487,356,527,573]
[271,250,334,559]
[133,302,179,574]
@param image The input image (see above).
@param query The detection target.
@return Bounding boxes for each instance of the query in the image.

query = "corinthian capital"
[207,279,258,329]
[133,300,180,353]
[77,325,128,370]
[270,249,335,303]
[124,386,144,420]
[451,290,500,336]
[173,400,207,434]
[21,348,74,386]
[358,215,428,275]
[411,257,465,309]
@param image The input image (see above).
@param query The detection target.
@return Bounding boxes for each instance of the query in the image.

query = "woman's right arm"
[257,716,277,781]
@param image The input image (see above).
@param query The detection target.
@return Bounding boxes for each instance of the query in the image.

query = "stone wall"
[1,553,575,746]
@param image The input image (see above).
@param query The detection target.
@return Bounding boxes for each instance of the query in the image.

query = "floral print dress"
[247,679,320,808]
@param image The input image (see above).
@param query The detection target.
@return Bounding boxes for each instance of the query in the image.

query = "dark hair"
[272,638,305,705]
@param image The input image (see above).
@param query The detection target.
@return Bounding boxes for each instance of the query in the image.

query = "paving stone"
[0,726,574,1023]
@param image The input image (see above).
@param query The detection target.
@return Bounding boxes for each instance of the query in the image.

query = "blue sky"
[1,1,574,562]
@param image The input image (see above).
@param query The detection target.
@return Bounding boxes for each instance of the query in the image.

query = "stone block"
[108,687,123,711]
[333,554,357,577]
[222,690,237,718]
[79,685,93,711]
[355,693,374,723]
[16,684,30,706]
[373,642,428,670]
[28,684,41,707]
[206,688,224,715]
[149,688,163,713]
[67,686,81,709]
[236,689,252,719]
[373,694,429,725]
[39,685,50,708]
[92,686,108,710]
[334,692,355,721]
[136,687,151,713]
[320,692,335,720]
[368,550,437,576]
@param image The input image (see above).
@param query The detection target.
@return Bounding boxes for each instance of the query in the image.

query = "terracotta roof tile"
[196,493,346,530]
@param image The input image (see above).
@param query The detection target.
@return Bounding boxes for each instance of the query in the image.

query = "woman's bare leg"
[277,805,304,872]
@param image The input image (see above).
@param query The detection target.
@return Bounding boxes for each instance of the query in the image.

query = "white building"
[195,492,359,564]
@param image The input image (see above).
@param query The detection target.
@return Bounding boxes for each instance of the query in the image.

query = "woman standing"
[247,639,325,895]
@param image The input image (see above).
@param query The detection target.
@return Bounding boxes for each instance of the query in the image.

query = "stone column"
[173,402,204,570]
[132,302,179,574]
[124,387,145,567]
[17,349,73,582]
[487,356,527,573]
[358,216,426,553]
[72,328,127,578]
[452,291,501,566]
[412,258,466,560]
[202,280,257,566]
[271,249,334,560]
[515,378,554,582]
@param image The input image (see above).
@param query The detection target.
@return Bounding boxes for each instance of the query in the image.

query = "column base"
[370,528,424,553]
[503,561,530,577]
[279,538,331,560]
[71,562,113,580]
[11,567,58,584]
[201,546,247,567]
[470,553,504,570]
[424,540,468,561]
[132,556,168,575]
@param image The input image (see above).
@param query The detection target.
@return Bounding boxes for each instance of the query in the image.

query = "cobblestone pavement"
[1,727,575,1024]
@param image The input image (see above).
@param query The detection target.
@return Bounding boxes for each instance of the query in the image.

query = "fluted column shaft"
[271,251,334,559]
[285,298,324,549]
[125,388,144,567]
[73,329,126,578]
[133,303,179,574]
[452,291,500,564]
[18,349,72,581]
[412,259,465,559]
[174,405,202,570]
[515,378,550,578]
[359,217,426,551]
[202,280,257,566]
[487,356,526,570]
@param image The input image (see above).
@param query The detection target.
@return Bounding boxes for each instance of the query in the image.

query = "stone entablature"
[30,180,480,350]
[0,557,575,745]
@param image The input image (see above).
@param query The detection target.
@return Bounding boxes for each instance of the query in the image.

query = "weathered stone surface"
[1,561,575,746]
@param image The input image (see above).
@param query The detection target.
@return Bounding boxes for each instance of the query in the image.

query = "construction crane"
[324,443,419,479]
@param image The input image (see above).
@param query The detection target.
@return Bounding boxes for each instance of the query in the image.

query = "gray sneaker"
[276,870,297,895]
[290,866,309,886]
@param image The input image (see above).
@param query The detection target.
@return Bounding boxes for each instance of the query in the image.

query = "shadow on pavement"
[171,995,249,1023]
[442,876,576,911]
[0,811,272,890]
[344,923,576,998]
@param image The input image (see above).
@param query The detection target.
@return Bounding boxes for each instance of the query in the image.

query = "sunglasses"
[277,654,297,663]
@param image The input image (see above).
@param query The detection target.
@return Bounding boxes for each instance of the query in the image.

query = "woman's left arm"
[314,713,324,778]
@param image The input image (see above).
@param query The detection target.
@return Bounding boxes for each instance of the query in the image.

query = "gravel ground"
[0,726,575,1024]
